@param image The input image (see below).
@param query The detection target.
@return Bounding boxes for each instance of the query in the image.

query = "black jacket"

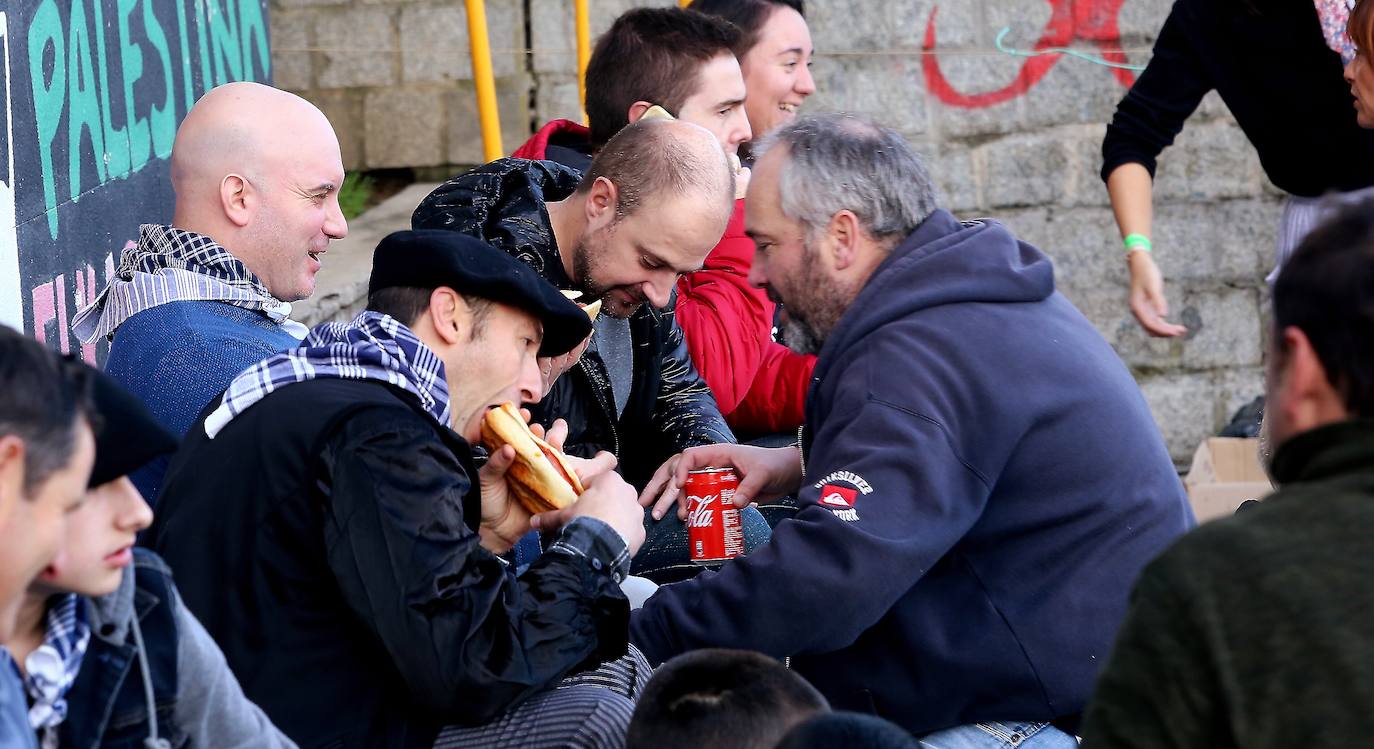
[1101,0,1374,196]
[147,379,630,749]
[412,159,735,487]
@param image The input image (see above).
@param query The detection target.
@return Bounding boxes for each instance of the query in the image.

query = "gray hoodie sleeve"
[169,586,299,748]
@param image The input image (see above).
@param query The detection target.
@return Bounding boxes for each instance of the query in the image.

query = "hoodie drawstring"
[129,611,171,749]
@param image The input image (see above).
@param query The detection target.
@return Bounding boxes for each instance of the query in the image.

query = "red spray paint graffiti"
[922,0,1136,108]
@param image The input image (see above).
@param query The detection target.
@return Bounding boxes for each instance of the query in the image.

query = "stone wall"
[271,0,532,169]
[270,0,1278,462]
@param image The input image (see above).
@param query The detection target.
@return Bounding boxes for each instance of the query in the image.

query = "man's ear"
[1275,325,1347,432]
[0,435,29,513]
[585,177,619,226]
[428,287,467,346]
[626,101,655,124]
[220,174,255,228]
[827,210,864,271]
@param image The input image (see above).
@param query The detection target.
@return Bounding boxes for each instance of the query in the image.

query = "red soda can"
[686,467,745,564]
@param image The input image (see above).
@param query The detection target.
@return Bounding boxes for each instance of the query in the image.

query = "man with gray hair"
[633,114,1192,746]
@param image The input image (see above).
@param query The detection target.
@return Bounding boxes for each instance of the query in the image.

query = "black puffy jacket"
[413,159,735,487]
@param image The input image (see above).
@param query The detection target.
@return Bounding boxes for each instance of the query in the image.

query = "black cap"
[85,365,178,489]
[368,230,593,357]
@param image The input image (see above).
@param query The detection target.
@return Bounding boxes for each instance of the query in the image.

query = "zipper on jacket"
[577,358,620,458]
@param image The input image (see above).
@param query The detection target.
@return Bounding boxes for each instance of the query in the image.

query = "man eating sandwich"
[147,229,651,749]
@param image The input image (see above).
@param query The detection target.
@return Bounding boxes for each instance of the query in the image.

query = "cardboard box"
[1184,437,1274,523]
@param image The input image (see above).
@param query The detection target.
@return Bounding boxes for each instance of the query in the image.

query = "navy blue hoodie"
[630,210,1193,733]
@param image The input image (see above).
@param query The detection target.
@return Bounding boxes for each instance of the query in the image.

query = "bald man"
[414,118,770,583]
[72,82,347,503]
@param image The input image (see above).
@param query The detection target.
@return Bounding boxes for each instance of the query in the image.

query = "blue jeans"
[630,503,771,584]
[919,722,1078,749]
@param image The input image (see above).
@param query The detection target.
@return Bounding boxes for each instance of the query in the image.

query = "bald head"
[172,82,336,203]
[170,82,347,301]
[577,118,735,225]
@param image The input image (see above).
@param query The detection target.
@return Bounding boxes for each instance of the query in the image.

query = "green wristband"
[1123,234,1152,254]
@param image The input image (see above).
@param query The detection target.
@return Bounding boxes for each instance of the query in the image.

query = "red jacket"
[512,119,591,162]
[673,200,816,433]
[516,120,816,433]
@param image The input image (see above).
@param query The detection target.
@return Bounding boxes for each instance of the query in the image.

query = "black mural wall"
[0,0,271,361]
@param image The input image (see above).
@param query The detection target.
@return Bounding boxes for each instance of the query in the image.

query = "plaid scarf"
[72,224,303,344]
[205,311,451,438]
[10,595,90,746]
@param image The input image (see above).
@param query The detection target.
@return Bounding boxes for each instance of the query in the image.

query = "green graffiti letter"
[118,0,151,173]
[174,0,194,112]
[194,0,212,96]
[238,0,270,81]
[91,0,131,178]
[208,0,242,84]
[68,0,109,199]
[27,0,66,239]
[144,0,177,158]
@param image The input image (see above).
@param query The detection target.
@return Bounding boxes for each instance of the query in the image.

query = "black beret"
[368,230,593,357]
[85,365,178,489]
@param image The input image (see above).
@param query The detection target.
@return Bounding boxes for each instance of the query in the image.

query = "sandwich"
[560,290,603,321]
[480,402,584,514]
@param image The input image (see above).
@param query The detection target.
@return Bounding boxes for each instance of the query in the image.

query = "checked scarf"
[72,224,303,344]
[205,311,451,438]
[10,595,91,749]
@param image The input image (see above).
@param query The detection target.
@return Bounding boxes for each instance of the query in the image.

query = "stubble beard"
[572,236,641,319]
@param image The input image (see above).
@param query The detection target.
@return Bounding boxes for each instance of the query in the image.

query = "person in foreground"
[633,114,1193,744]
[625,648,828,749]
[147,230,648,748]
[0,330,96,749]
[4,368,294,748]
[1080,201,1374,749]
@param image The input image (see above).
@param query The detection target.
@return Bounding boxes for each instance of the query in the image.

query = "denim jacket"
[59,550,293,749]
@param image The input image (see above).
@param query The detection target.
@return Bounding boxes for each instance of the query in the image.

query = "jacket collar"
[1269,419,1374,488]
[84,565,160,647]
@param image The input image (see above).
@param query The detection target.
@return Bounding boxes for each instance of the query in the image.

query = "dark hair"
[367,286,492,338]
[689,0,804,59]
[776,712,919,749]
[1350,0,1374,58]
[585,7,742,146]
[626,649,828,749]
[577,118,734,220]
[1272,199,1374,417]
[0,328,95,494]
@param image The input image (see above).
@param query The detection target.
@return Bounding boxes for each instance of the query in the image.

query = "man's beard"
[571,236,642,319]
[770,244,856,356]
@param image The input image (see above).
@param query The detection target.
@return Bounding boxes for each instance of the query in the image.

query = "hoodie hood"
[85,562,138,646]
[815,209,1055,382]
[512,119,594,172]
[411,159,583,288]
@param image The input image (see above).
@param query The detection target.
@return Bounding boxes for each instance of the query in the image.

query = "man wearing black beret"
[147,230,649,748]
[414,118,771,583]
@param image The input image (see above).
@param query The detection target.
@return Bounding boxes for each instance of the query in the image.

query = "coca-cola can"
[686,467,745,564]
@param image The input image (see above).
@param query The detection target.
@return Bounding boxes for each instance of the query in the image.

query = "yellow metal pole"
[576,0,592,124]
[465,0,503,161]
[679,0,691,6]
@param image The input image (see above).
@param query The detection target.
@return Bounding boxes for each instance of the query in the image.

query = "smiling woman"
[689,0,815,146]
